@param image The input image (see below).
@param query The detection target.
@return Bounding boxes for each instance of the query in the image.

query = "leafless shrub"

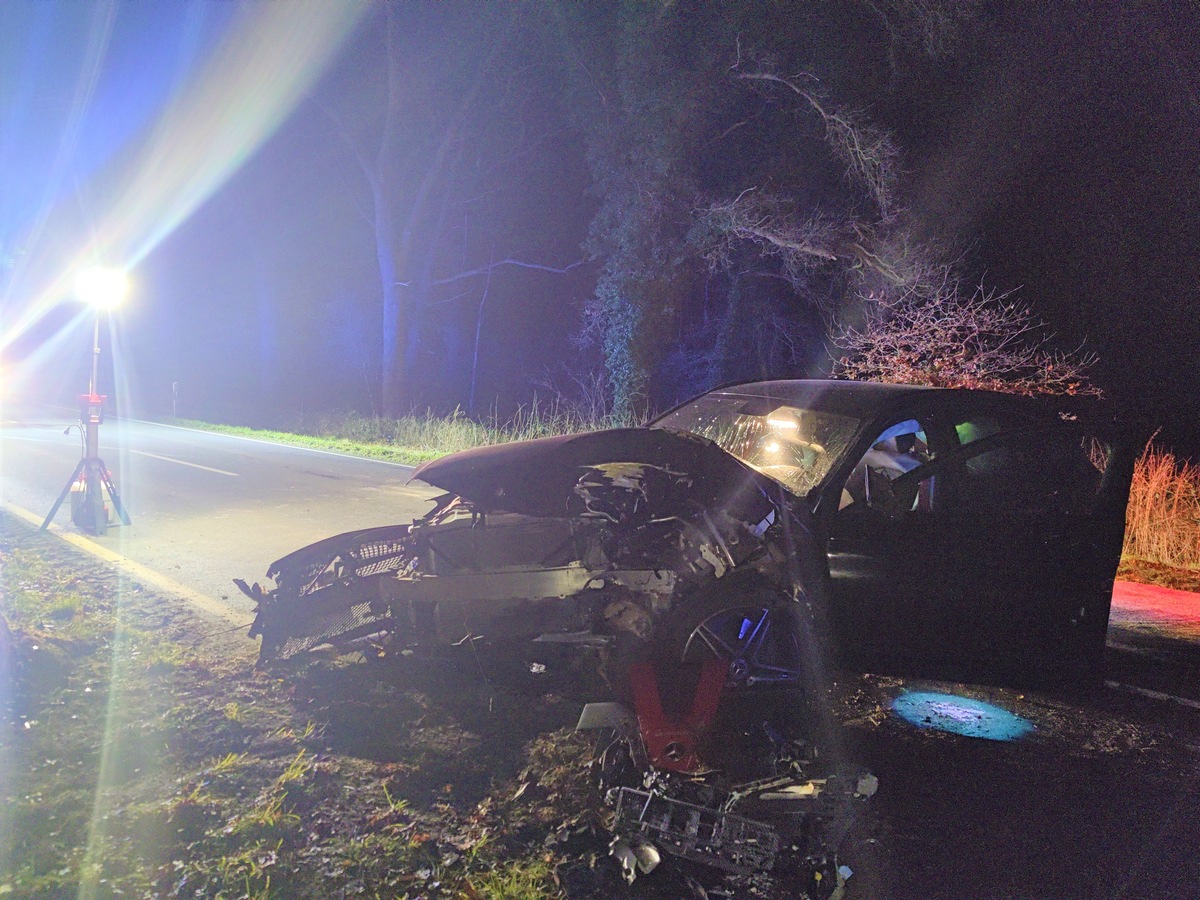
[833,278,1101,396]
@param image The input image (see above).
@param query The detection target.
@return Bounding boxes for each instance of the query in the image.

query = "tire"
[653,576,806,715]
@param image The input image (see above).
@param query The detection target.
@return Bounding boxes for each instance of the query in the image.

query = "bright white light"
[75,267,129,310]
[767,417,798,430]
[764,441,781,454]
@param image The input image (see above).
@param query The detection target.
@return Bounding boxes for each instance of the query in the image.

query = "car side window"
[839,418,935,516]
[953,415,1009,447]
[949,430,1106,518]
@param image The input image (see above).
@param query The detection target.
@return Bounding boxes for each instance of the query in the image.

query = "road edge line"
[2,500,250,628]
[119,416,419,469]
[1104,679,1200,711]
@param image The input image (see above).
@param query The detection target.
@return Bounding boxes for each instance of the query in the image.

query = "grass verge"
[0,511,611,899]
[166,403,631,468]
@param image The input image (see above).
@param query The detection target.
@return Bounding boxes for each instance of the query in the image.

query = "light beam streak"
[1,1,369,353]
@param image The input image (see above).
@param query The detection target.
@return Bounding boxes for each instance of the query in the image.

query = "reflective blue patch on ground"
[891,691,1035,741]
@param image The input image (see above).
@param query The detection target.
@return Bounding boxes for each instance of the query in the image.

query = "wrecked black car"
[236,379,1136,890]
[239,379,1136,685]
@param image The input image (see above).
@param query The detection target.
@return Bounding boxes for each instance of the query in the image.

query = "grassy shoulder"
[164,406,626,469]
[166,419,444,467]
[0,512,607,899]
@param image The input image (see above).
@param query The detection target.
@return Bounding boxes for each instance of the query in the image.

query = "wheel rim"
[681,605,803,687]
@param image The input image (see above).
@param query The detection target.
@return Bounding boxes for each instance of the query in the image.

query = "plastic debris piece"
[759,780,824,800]
[632,841,661,875]
[855,773,879,797]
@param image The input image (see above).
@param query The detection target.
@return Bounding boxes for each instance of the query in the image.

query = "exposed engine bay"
[236,430,799,671]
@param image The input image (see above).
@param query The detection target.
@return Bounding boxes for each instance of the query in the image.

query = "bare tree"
[834,278,1101,396]
[737,71,901,220]
[315,6,583,415]
[863,0,983,62]
[701,48,1101,399]
[693,189,945,321]
[689,63,918,324]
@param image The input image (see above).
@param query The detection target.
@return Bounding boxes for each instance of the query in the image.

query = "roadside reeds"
[1123,443,1200,571]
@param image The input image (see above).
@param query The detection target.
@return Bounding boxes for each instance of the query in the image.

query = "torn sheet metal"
[239,438,792,665]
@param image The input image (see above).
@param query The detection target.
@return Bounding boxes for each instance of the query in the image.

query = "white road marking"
[129,449,239,476]
[127,417,417,469]
[1105,680,1200,711]
[1,500,249,628]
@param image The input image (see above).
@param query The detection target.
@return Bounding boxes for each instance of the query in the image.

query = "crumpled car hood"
[410,427,767,518]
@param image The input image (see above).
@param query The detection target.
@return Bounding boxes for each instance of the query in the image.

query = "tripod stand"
[40,394,132,536]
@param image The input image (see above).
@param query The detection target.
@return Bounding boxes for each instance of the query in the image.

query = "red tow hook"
[628,657,728,773]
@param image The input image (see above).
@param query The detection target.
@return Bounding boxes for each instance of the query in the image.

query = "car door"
[826,408,1136,680]
[824,411,956,668]
[916,418,1132,676]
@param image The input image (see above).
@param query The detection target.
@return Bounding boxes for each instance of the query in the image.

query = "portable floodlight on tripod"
[40,267,133,536]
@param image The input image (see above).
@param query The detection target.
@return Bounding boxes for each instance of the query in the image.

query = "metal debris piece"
[610,786,781,876]
[610,836,663,885]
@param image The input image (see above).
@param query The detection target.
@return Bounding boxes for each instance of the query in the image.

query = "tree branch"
[432,257,586,286]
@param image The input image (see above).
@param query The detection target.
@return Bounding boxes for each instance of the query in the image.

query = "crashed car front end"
[238,428,799,669]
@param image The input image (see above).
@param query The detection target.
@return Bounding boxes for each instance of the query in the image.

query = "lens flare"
[0,1,368,353]
[75,267,128,309]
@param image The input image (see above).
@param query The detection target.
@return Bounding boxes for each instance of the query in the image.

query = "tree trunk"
[374,177,406,417]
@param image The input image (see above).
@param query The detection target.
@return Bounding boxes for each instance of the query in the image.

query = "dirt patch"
[1118,557,1200,594]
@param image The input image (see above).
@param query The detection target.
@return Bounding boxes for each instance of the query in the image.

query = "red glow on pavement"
[1111,580,1200,640]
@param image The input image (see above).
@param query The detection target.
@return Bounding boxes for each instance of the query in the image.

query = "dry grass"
[1123,443,1200,571]
[172,399,635,467]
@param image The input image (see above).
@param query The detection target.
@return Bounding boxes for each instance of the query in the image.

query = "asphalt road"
[0,407,438,622]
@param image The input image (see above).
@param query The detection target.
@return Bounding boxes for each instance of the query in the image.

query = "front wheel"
[653,577,811,773]
[653,577,807,717]
[665,579,805,690]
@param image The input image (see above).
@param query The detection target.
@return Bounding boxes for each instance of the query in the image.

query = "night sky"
[1,1,1197,453]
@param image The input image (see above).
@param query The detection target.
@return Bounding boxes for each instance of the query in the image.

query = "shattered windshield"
[652,391,862,496]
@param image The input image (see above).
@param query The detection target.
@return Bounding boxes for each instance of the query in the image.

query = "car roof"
[667,378,1110,423]
[703,379,932,416]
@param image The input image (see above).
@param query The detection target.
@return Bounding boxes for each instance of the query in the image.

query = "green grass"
[466,856,557,899]
[166,401,632,466]
[0,513,586,899]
